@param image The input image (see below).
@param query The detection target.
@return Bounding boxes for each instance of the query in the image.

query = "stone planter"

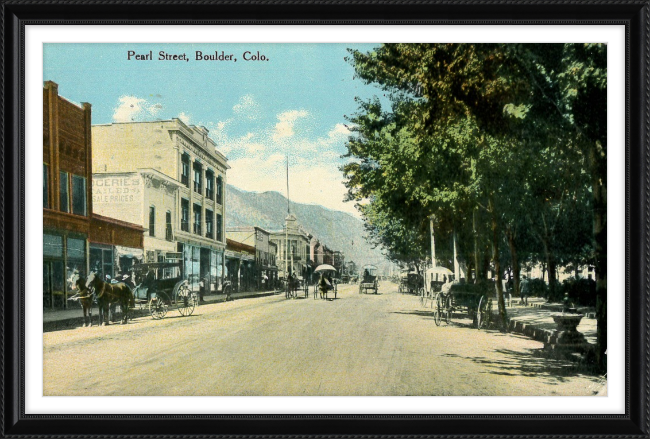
[550,313,588,353]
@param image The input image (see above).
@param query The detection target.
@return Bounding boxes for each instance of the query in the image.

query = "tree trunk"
[591,140,607,371]
[490,204,507,330]
[506,227,520,298]
[547,255,557,301]
[473,209,480,283]
[540,237,557,302]
[540,212,558,301]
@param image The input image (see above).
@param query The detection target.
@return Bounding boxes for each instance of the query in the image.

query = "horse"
[86,271,135,325]
[318,274,330,299]
[68,271,94,327]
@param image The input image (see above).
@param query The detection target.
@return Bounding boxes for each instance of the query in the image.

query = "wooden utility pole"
[429,215,436,268]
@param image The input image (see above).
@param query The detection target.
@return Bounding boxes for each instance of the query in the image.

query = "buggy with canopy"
[130,262,198,319]
[359,264,379,294]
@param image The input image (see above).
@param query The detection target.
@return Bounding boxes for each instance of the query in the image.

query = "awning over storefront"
[225,250,255,261]
[261,265,279,272]
[115,245,144,261]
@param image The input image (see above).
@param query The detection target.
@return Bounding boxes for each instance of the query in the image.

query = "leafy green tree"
[344,43,604,347]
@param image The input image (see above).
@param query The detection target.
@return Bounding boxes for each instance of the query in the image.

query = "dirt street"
[43,282,602,396]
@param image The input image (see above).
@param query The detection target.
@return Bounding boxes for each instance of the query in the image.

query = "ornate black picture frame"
[4,0,647,436]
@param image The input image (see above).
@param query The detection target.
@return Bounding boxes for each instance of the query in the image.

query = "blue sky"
[44,43,384,216]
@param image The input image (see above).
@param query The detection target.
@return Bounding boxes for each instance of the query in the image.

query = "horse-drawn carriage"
[130,262,199,319]
[421,266,492,329]
[398,271,424,295]
[314,264,338,300]
[285,275,308,299]
[359,264,379,294]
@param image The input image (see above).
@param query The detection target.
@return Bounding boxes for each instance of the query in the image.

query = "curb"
[44,291,278,332]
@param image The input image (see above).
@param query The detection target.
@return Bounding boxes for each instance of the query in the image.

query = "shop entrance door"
[43,260,65,309]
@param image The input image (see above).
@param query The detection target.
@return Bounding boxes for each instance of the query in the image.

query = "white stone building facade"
[91,119,230,292]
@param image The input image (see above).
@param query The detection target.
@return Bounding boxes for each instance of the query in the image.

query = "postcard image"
[41,42,607,398]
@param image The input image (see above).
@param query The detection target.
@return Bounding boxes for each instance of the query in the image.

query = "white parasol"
[314,264,337,273]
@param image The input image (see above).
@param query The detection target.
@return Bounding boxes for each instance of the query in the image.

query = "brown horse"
[68,271,93,327]
[86,271,135,325]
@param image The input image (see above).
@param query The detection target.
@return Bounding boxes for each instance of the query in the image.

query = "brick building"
[43,81,143,309]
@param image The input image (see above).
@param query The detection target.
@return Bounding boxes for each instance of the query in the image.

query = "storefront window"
[43,234,63,257]
[50,261,65,308]
[184,245,192,279]
[90,246,113,279]
[66,238,86,290]
[67,237,85,258]
[192,246,201,279]
[210,250,223,290]
[183,244,201,280]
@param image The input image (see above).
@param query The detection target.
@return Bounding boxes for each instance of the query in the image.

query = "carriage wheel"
[477,295,491,330]
[433,293,442,326]
[176,285,196,316]
[149,293,169,320]
[444,294,452,324]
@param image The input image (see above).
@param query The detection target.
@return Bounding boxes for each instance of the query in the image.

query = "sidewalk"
[43,288,280,332]
[497,297,598,360]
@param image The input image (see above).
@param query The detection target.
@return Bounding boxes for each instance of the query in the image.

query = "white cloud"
[112,96,146,122]
[203,115,356,216]
[233,94,260,120]
[272,110,309,141]
[328,123,351,138]
[112,96,164,123]
[178,112,191,124]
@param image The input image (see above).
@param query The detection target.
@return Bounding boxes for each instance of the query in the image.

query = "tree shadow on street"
[442,348,602,384]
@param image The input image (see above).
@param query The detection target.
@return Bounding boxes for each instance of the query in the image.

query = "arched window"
[149,205,155,237]
[165,210,172,241]
[216,175,223,204]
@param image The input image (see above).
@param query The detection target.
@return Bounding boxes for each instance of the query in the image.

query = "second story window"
[193,204,202,235]
[206,209,214,239]
[71,175,87,216]
[59,171,69,213]
[181,199,189,232]
[216,176,223,204]
[205,170,214,200]
[181,154,190,187]
[149,206,156,237]
[193,162,202,194]
[166,210,173,241]
[216,213,223,242]
[43,164,49,208]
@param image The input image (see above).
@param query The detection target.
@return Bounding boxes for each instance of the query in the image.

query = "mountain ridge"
[226,184,389,270]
